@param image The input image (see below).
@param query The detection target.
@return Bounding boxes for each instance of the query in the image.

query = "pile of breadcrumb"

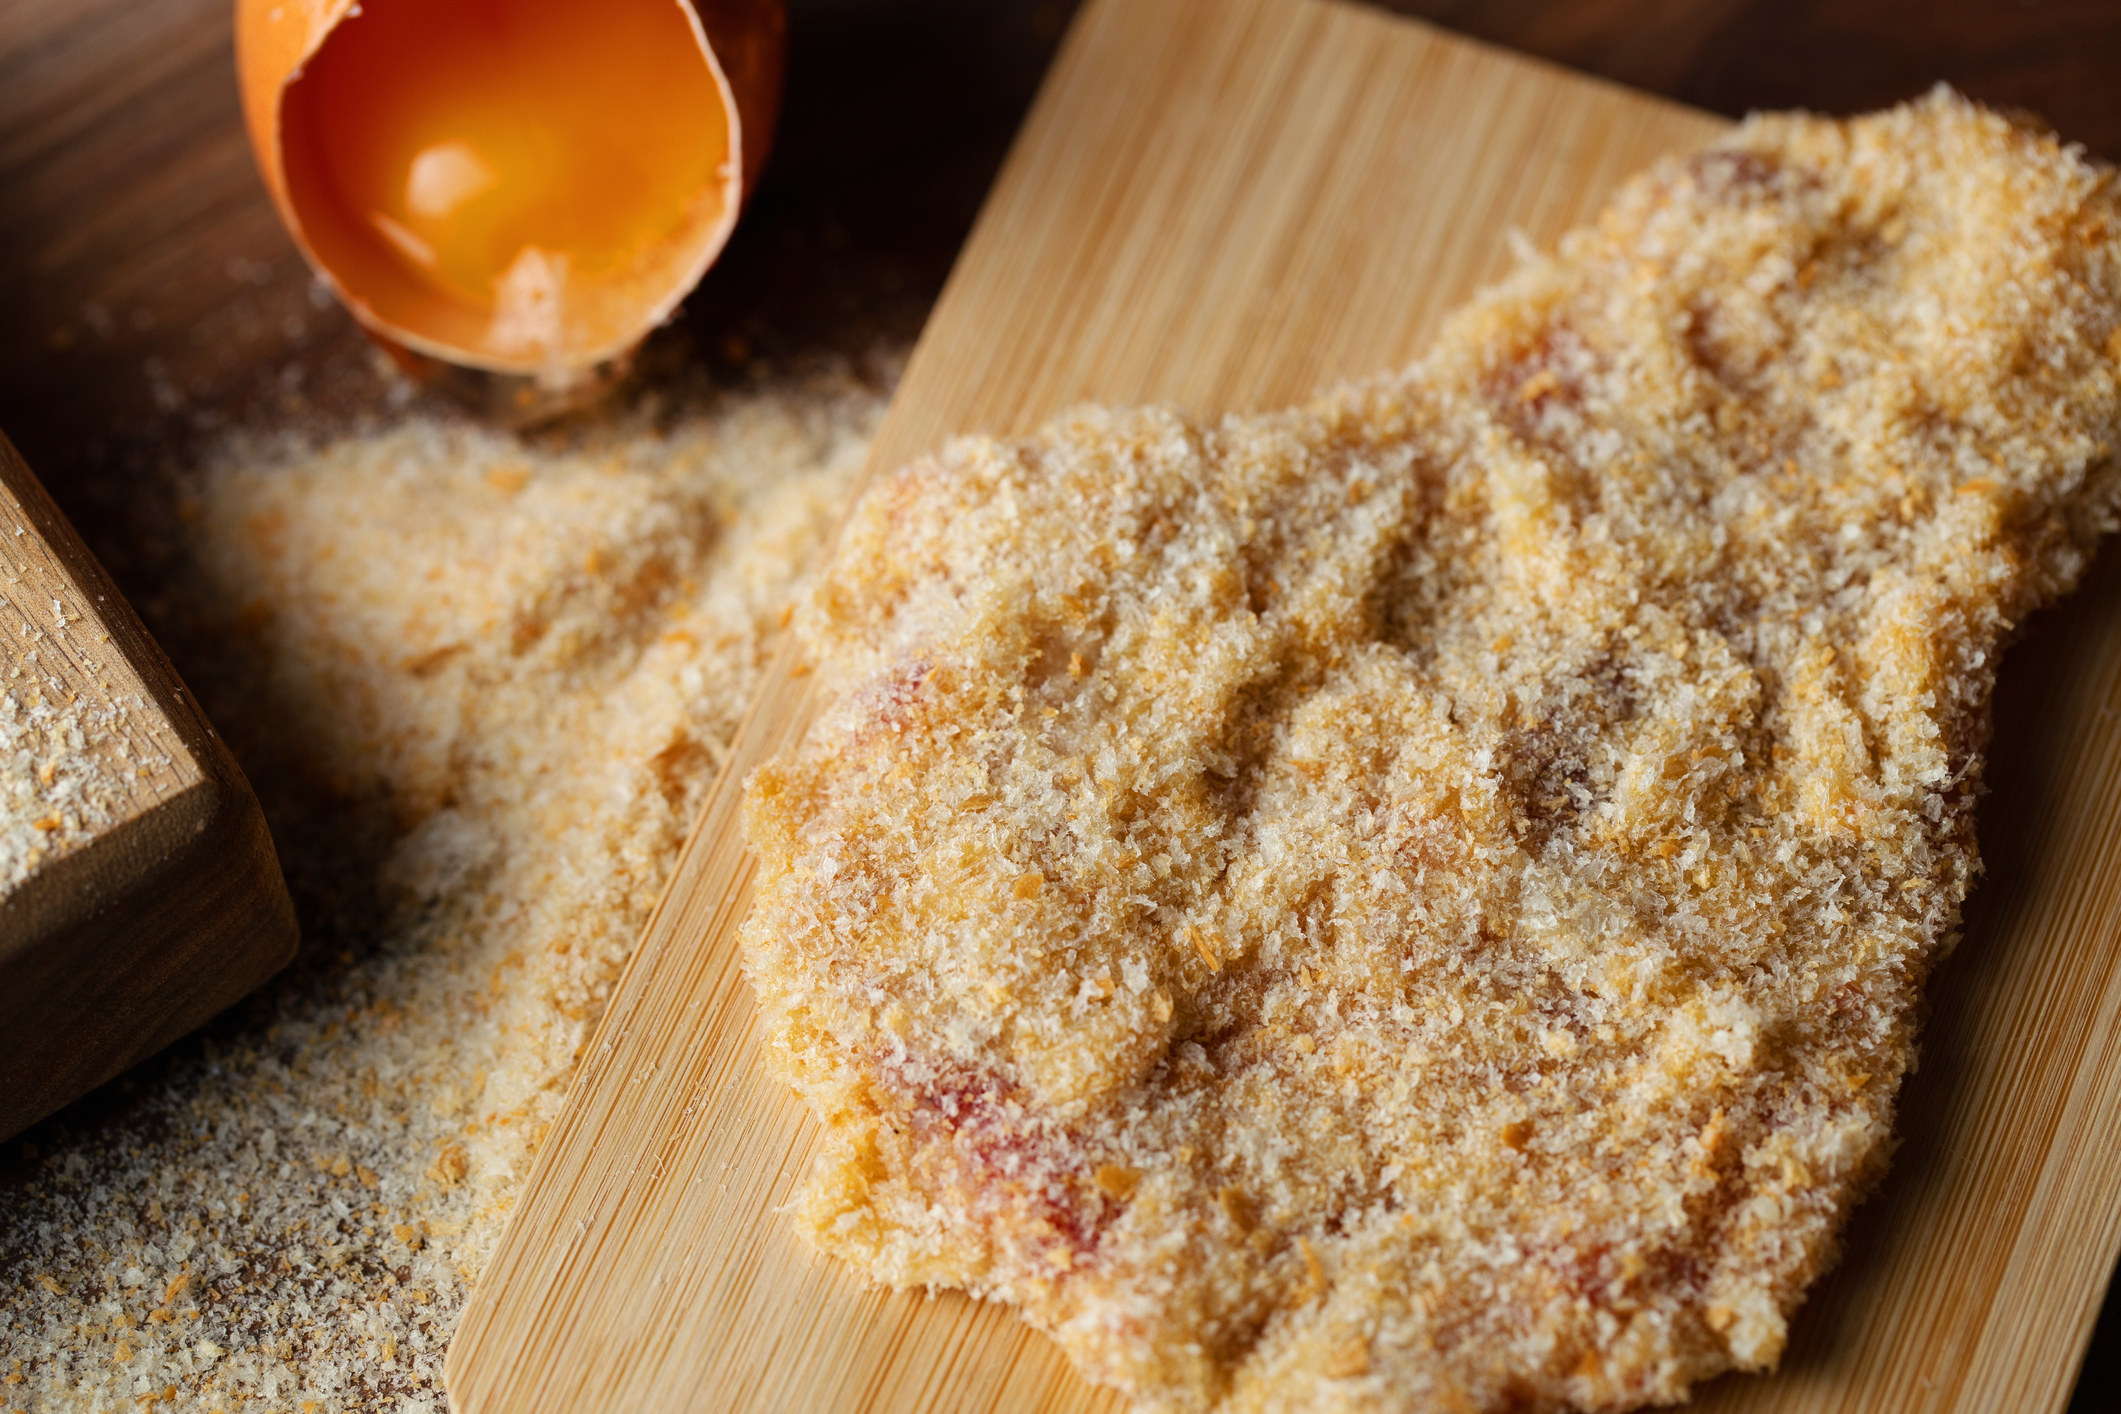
[0,356,889,1410]
[742,93,2121,1412]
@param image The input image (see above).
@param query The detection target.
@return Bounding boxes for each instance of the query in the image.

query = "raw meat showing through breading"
[739,92,2121,1412]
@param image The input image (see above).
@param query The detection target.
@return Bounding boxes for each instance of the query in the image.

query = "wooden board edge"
[0,427,299,1138]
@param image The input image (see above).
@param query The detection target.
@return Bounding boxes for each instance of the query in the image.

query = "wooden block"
[0,428,296,1139]
[447,1,2121,1411]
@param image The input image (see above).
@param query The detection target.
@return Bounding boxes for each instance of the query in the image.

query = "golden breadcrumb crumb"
[741,93,2121,1412]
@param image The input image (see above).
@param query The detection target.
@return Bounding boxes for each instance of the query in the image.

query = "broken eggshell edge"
[233,0,786,393]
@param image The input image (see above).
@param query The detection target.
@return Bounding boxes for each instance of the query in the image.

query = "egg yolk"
[280,0,730,363]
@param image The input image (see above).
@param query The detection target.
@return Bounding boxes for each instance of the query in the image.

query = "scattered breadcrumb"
[0,683,171,893]
[741,93,2121,1411]
[0,357,888,1410]
[0,501,189,894]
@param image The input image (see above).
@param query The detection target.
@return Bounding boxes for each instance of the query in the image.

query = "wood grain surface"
[0,430,297,1139]
[3,0,2119,1407]
[441,1,2121,1408]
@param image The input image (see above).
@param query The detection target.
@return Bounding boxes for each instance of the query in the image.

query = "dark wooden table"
[3,0,2117,1405]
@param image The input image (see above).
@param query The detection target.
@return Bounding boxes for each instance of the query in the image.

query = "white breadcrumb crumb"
[0,499,188,895]
[0,685,175,893]
[741,94,2121,1412]
[0,359,887,1411]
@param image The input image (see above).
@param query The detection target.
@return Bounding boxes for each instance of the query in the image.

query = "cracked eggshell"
[235,0,785,381]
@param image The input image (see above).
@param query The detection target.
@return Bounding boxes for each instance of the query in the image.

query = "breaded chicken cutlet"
[739,91,2121,1412]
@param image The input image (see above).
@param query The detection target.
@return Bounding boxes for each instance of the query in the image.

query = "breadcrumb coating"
[740,92,2121,1412]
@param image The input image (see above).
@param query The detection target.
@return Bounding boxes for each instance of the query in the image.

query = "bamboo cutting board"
[447,1,2121,1410]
